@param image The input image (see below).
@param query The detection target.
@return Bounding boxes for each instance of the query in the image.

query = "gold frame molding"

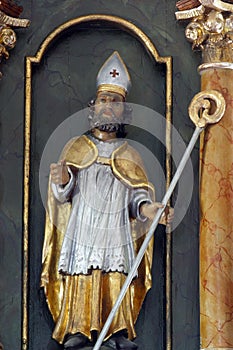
[23,14,172,350]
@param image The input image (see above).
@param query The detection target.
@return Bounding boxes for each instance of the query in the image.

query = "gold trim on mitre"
[97,83,127,99]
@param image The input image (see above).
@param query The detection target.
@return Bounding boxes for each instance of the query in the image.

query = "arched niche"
[23,14,172,350]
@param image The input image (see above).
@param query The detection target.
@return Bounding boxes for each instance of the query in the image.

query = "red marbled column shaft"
[200,69,233,349]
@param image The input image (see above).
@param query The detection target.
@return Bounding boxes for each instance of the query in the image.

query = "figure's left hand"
[160,206,174,226]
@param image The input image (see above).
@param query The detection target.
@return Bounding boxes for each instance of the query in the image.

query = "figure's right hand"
[50,160,70,185]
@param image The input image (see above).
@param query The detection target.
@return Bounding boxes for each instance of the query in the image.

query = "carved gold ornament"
[0,3,30,77]
[176,0,233,65]
[200,0,233,11]
[176,0,233,17]
[0,26,16,57]
[185,21,207,48]
[0,10,29,27]
[175,4,205,20]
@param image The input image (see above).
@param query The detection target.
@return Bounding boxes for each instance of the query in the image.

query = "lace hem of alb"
[58,249,135,276]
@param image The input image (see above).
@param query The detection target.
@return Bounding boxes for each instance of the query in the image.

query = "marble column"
[176,1,233,349]
[199,66,233,349]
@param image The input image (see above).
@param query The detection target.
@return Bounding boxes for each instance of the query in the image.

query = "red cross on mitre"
[110,69,119,78]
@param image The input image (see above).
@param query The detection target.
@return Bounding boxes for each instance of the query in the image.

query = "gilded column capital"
[176,0,233,70]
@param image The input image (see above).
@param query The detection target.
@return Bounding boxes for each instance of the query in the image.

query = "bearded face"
[89,106,124,132]
[89,92,125,133]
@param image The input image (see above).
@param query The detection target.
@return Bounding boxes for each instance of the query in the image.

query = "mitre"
[96,51,131,98]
